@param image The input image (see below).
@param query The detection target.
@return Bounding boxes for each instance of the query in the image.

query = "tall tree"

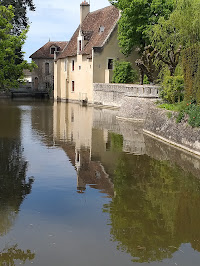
[0,0,35,35]
[0,5,35,90]
[109,0,175,56]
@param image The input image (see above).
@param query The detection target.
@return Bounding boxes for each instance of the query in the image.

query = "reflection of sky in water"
[1,101,200,265]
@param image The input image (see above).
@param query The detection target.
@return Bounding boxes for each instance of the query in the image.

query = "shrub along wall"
[182,45,200,104]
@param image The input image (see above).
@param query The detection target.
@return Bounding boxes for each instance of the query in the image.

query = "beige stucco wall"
[67,55,93,102]
[93,27,139,84]
[55,54,93,103]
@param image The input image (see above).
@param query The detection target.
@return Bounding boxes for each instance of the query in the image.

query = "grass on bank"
[158,101,200,127]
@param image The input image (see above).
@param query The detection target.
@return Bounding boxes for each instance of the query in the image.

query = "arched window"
[45,63,49,75]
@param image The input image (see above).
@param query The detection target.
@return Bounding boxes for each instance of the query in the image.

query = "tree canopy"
[109,0,175,56]
[0,5,35,90]
[0,0,35,35]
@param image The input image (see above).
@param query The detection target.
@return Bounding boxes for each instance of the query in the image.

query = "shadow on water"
[0,101,35,264]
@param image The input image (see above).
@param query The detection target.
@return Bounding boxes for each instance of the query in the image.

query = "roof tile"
[58,5,119,59]
[30,41,68,59]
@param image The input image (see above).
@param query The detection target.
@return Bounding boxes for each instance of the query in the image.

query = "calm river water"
[1,99,200,266]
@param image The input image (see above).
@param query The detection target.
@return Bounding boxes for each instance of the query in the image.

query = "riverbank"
[93,83,200,157]
[143,105,200,156]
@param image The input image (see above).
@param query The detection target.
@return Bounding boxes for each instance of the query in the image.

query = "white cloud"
[24,0,110,61]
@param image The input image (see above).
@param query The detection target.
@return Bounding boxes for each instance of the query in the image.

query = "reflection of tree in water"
[0,105,34,235]
[0,244,35,265]
[104,153,200,262]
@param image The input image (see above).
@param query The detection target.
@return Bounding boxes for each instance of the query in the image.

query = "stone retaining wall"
[144,106,200,156]
[117,96,157,121]
[93,83,159,106]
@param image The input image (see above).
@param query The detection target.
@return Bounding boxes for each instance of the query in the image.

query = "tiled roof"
[58,5,120,59]
[30,41,68,59]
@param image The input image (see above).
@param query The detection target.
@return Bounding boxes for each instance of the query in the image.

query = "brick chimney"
[80,1,90,25]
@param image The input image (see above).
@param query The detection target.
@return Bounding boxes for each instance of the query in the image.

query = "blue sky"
[23,0,110,62]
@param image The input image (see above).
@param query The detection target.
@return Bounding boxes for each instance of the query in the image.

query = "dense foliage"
[160,75,184,103]
[109,0,175,56]
[150,0,200,104]
[112,60,138,84]
[0,5,35,90]
[111,0,200,109]
[0,0,35,35]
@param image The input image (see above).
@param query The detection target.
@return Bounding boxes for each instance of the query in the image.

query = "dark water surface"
[1,99,200,266]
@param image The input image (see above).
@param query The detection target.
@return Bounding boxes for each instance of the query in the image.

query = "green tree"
[109,0,175,56]
[170,0,200,47]
[149,0,200,74]
[112,60,138,83]
[0,0,35,35]
[0,5,35,90]
[149,0,200,101]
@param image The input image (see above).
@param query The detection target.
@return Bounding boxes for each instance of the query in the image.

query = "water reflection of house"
[53,102,93,149]
[54,2,138,103]
[53,102,114,196]
[30,41,68,91]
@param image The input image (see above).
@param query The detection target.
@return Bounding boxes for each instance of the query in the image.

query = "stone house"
[30,41,68,91]
[54,2,138,103]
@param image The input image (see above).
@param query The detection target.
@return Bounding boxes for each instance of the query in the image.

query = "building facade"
[30,41,68,91]
[54,2,138,103]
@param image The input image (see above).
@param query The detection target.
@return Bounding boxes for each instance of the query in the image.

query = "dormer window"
[50,46,57,55]
[77,34,84,54]
[99,26,105,33]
